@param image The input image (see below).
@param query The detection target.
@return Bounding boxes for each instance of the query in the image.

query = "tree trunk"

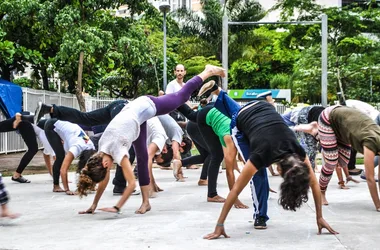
[1,65,12,81]
[76,51,86,112]
[336,67,346,104]
[41,66,49,90]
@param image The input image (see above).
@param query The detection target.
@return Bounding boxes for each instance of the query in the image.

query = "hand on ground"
[78,204,97,214]
[203,226,230,240]
[317,217,339,235]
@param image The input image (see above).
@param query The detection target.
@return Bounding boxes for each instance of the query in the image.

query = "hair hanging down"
[278,154,310,211]
[77,152,107,198]
[156,144,173,167]
[181,135,193,155]
[77,149,97,173]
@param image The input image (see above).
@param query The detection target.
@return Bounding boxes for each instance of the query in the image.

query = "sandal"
[11,176,31,183]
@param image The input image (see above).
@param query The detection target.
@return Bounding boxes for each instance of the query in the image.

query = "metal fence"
[0,88,118,154]
[1,88,289,154]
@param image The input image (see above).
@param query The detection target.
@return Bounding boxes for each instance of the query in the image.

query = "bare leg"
[336,167,349,189]
[321,191,329,205]
[13,113,22,129]
[135,185,151,214]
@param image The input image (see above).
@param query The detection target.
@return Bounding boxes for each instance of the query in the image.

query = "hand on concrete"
[78,204,97,214]
[317,217,339,235]
[203,226,230,240]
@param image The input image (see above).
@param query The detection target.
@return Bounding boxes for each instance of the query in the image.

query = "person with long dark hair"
[75,65,226,215]
[203,93,337,239]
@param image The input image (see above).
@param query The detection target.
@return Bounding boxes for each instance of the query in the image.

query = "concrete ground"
[0,163,378,250]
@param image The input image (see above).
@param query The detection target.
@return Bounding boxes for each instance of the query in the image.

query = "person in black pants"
[34,100,130,194]
[0,114,38,183]
[175,104,246,206]
[182,121,210,186]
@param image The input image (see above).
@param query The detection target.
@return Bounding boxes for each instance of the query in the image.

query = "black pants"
[197,106,224,198]
[52,100,127,127]
[0,118,38,174]
[44,119,65,185]
[51,100,130,187]
[183,121,210,180]
[348,148,357,170]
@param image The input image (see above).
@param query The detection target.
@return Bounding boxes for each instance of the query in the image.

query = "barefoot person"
[43,119,95,194]
[0,114,38,183]
[0,173,20,219]
[203,95,337,238]
[176,101,248,207]
[34,99,135,196]
[75,65,226,215]
[294,105,380,210]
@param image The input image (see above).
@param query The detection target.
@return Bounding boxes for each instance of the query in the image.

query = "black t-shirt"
[236,101,306,168]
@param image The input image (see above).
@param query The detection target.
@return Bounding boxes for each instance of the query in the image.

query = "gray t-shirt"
[158,114,184,144]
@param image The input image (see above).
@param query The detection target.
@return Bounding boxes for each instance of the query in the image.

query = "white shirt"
[32,124,55,156]
[147,117,168,155]
[53,121,95,158]
[345,100,379,121]
[166,79,185,94]
[123,96,157,124]
[157,114,183,144]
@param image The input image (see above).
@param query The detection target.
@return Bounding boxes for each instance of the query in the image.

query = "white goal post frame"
[222,13,328,106]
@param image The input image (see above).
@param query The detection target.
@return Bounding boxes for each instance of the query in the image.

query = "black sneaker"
[113,185,125,195]
[34,102,52,124]
[254,217,267,229]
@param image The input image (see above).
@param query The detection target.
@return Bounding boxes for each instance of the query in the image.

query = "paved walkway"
[0,165,378,250]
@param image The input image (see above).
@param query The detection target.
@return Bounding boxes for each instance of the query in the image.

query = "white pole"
[163,11,168,91]
[321,14,328,107]
[222,13,228,90]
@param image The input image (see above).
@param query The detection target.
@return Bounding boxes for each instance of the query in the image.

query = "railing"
[0,87,296,154]
[0,88,118,154]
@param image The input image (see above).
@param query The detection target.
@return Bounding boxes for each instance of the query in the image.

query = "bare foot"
[234,199,249,209]
[1,212,20,219]
[338,181,349,190]
[321,192,329,205]
[207,195,226,203]
[172,160,182,180]
[198,179,208,186]
[186,165,199,169]
[13,113,22,129]
[135,203,151,214]
[53,186,65,192]
[205,64,226,78]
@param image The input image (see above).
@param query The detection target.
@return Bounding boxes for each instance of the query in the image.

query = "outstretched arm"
[363,146,380,211]
[306,156,338,234]
[78,169,110,214]
[177,104,198,122]
[60,152,75,195]
[204,160,257,240]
